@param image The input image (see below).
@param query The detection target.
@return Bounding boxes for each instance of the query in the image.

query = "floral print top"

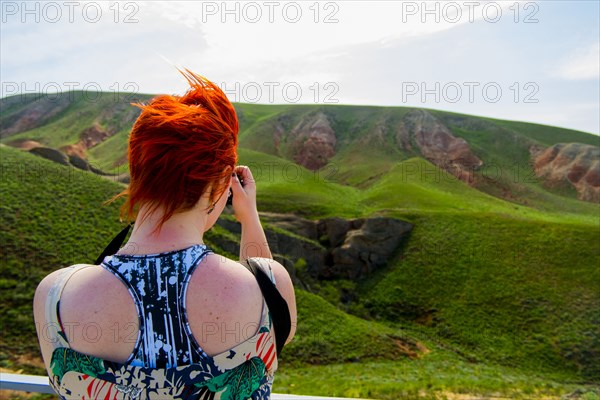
[44,246,279,399]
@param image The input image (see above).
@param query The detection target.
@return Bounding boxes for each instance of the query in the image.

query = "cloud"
[521,102,600,134]
[555,42,600,81]
[0,1,597,134]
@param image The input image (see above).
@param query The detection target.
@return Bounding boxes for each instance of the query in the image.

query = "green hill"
[2,92,599,213]
[0,146,417,395]
[1,91,600,398]
[2,143,599,399]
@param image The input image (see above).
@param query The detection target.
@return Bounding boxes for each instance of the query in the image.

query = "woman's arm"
[240,212,272,260]
[231,166,272,261]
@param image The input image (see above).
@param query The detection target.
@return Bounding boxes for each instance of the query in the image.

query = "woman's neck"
[118,205,208,255]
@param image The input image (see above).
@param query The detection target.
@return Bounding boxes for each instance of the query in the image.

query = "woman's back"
[34,248,293,399]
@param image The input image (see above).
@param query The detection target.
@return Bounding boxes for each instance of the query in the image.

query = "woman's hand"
[230,165,259,224]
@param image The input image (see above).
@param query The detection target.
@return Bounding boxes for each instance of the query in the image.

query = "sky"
[1,0,599,136]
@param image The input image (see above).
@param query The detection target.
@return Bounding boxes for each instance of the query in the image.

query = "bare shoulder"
[32,268,68,371]
[32,264,95,368]
[34,268,63,298]
[33,268,67,312]
[33,264,97,316]
[34,264,97,294]
[196,252,256,281]
[187,254,261,318]
[190,254,297,344]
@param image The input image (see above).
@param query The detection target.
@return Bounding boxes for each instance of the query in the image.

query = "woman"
[33,70,297,399]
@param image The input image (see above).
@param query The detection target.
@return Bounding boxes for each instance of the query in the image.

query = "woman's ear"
[224,165,234,181]
[194,181,214,210]
[199,168,234,208]
[217,166,235,196]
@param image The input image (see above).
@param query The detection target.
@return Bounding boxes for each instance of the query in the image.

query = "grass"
[0,146,414,392]
[360,158,597,226]
[237,147,366,219]
[1,95,599,398]
[275,356,598,400]
[3,92,598,210]
[357,211,600,380]
[3,144,599,399]
[279,289,417,366]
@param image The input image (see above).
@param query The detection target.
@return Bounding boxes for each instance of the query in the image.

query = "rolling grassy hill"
[2,91,599,211]
[0,147,411,382]
[2,142,599,398]
[1,92,599,398]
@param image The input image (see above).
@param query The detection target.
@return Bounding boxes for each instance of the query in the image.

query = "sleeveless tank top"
[45,245,279,399]
[100,244,218,368]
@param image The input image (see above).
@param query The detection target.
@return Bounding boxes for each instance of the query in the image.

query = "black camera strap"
[95,224,291,356]
[94,223,134,265]
[242,258,291,356]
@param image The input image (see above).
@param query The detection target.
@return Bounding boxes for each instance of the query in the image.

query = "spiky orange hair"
[107,69,238,234]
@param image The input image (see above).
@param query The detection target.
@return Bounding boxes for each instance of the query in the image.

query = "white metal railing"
[0,372,365,399]
[1,373,56,394]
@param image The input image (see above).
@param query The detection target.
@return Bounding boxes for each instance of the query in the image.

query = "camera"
[226,173,244,206]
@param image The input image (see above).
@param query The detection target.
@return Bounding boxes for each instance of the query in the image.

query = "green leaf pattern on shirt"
[51,348,106,382]
[194,357,266,400]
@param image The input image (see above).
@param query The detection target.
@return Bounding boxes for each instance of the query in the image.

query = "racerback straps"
[95,224,292,357]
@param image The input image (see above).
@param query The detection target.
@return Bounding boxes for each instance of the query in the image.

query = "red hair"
[107,69,238,234]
